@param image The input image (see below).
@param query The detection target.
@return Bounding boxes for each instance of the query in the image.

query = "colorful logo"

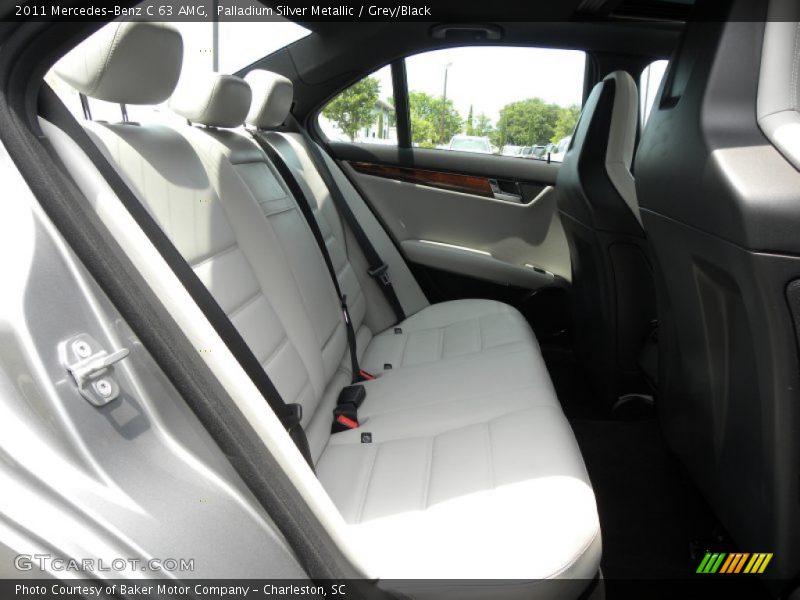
[696,552,773,574]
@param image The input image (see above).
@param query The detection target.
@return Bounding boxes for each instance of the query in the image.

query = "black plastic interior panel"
[556,70,656,405]
[642,214,800,583]
[639,17,800,255]
[787,280,800,358]
[636,2,800,583]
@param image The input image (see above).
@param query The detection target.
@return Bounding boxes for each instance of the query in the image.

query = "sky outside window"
[405,47,585,121]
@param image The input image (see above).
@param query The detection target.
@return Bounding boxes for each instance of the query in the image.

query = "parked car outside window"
[447,135,494,154]
[500,144,524,156]
[549,135,572,162]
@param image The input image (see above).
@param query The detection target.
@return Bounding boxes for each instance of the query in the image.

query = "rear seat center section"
[50,21,602,596]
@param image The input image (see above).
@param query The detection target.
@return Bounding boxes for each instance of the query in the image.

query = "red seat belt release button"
[336,414,359,429]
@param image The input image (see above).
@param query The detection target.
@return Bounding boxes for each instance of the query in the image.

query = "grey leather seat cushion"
[361,298,539,374]
[318,403,601,580]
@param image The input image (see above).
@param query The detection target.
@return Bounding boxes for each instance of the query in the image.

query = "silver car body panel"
[0,137,308,580]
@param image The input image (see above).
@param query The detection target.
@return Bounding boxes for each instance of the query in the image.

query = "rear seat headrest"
[244,70,293,130]
[170,73,252,128]
[54,22,183,105]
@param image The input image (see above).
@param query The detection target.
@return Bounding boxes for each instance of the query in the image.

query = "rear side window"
[317,47,585,160]
[405,46,585,161]
[218,21,309,72]
[318,65,396,145]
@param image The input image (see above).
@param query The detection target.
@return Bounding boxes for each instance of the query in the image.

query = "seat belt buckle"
[335,414,358,430]
[333,385,363,433]
[332,402,359,432]
[337,384,366,408]
[283,403,303,430]
[368,263,391,286]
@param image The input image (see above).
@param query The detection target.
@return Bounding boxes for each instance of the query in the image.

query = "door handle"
[493,191,523,203]
[489,179,523,203]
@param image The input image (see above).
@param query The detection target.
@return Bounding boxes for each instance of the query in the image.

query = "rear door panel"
[333,142,571,291]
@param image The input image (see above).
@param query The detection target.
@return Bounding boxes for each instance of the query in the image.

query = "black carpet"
[543,345,772,598]
[570,418,714,579]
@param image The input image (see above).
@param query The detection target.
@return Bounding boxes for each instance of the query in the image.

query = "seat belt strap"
[249,130,366,384]
[287,115,407,325]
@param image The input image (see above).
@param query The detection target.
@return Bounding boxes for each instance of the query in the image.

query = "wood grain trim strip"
[349,161,494,198]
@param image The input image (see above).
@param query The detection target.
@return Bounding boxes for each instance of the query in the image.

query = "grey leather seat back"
[244,69,431,337]
[55,24,346,461]
[635,0,800,580]
[169,73,359,458]
[555,71,656,406]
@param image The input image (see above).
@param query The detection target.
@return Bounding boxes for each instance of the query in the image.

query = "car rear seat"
[52,21,601,597]
[243,68,542,379]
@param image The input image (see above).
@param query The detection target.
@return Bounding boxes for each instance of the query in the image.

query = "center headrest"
[244,70,294,129]
[54,22,183,105]
[170,73,252,128]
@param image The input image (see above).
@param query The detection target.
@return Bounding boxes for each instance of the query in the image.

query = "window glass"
[318,65,396,145]
[404,46,586,161]
[640,59,669,127]
[218,21,310,73]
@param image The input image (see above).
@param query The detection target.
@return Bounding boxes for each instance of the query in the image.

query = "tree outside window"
[320,48,586,158]
[322,77,381,142]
